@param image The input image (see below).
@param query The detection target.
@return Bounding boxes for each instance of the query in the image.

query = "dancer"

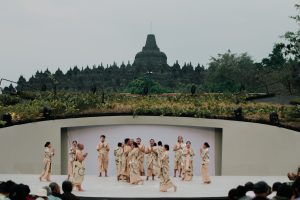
[182,141,195,181]
[67,140,77,181]
[73,143,88,191]
[39,141,55,182]
[173,136,185,177]
[96,135,110,177]
[114,142,123,179]
[118,138,132,181]
[200,142,211,184]
[145,139,157,180]
[128,142,144,185]
[136,137,145,176]
[154,141,164,177]
[160,144,176,192]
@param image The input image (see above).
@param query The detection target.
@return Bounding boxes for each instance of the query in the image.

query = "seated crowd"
[0,180,80,200]
[228,177,300,200]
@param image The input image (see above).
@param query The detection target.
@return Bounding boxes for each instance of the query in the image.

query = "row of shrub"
[0,92,299,130]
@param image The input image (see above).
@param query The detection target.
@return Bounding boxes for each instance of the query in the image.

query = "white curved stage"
[0,174,289,198]
[0,116,299,176]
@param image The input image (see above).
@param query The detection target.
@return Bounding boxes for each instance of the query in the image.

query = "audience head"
[272,182,282,192]
[0,180,15,196]
[228,188,238,200]
[9,184,30,200]
[42,186,51,196]
[117,142,122,147]
[244,181,254,192]
[292,177,300,198]
[158,141,162,146]
[236,185,246,198]
[35,188,48,199]
[276,182,292,199]
[62,180,73,193]
[49,182,60,194]
[253,181,270,197]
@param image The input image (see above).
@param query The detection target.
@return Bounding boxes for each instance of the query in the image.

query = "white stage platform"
[0,174,289,198]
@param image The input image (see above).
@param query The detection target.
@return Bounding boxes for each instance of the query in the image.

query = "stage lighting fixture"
[234,107,243,120]
[2,113,12,125]
[269,112,279,125]
[43,107,51,118]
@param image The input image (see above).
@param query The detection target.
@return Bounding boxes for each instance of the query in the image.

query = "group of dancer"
[39,135,211,193]
[39,140,88,192]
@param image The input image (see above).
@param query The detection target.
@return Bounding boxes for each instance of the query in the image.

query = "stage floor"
[0,174,289,198]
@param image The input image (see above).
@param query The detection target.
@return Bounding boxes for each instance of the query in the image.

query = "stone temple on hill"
[133,34,168,70]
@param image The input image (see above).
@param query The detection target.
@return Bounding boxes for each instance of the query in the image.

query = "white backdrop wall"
[0,116,299,176]
[66,125,216,176]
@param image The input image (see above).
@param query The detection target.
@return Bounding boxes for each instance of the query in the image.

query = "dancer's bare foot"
[152,176,155,181]
[174,185,177,192]
[78,187,85,192]
[146,176,149,181]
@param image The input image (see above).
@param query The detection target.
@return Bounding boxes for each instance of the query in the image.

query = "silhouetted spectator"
[253,181,271,200]
[292,177,300,200]
[43,186,61,200]
[272,183,292,200]
[49,182,63,199]
[61,181,80,200]
[245,181,255,199]
[9,184,30,200]
[0,181,10,199]
[236,185,251,200]
[228,188,239,200]
[268,182,282,199]
[35,188,48,200]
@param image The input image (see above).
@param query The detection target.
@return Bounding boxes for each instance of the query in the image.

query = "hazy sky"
[0,0,298,86]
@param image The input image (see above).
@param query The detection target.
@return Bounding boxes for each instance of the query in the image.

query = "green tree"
[206,51,256,92]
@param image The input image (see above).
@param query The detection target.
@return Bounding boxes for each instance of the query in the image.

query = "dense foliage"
[0,91,299,130]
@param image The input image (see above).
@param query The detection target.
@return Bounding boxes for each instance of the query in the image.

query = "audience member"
[9,184,30,200]
[236,185,251,200]
[292,177,300,200]
[49,182,63,199]
[245,181,255,199]
[43,186,61,200]
[35,188,48,200]
[228,188,239,200]
[61,180,80,200]
[271,183,292,200]
[253,181,271,200]
[268,182,282,199]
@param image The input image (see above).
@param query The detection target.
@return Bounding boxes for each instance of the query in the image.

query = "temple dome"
[133,34,168,68]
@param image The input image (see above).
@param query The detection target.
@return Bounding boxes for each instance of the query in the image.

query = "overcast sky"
[0,0,298,85]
